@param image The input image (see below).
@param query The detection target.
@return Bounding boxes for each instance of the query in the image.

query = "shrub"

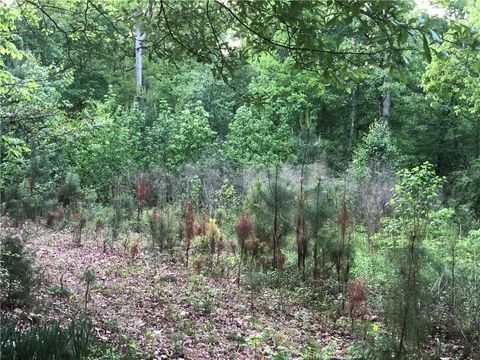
[0,316,93,359]
[58,172,81,209]
[236,214,254,286]
[73,209,87,245]
[3,183,29,225]
[148,208,175,250]
[0,232,36,308]
[182,201,195,268]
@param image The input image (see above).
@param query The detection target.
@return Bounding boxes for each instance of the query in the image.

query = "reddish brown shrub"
[135,173,149,206]
[348,278,366,320]
[182,201,195,268]
[1,216,11,227]
[47,211,64,227]
[194,221,206,237]
[131,242,140,261]
[245,236,260,253]
[236,214,254,246]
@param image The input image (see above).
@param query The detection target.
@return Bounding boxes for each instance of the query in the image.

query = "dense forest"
[1,0,480,359]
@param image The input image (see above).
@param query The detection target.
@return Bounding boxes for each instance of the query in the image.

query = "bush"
[58,172,82,209]
[0,232,36,308]
[0,317,93,360]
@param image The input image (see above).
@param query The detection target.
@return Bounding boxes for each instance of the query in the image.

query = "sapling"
[59,265,67,294]
[235,214,253,286]
[385,163,444,358]
[73,210,86,245]
[182,201,195,268]
[305,175,332,282]
[295,111,316,277]
[206,218,219,271]
[334,189,352,300]
[348,278,366,331]
[135,173,149,230]
[81,268,96,311]
[246,167,293,271]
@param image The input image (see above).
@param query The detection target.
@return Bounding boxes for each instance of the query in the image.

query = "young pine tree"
[305,175,333,281]
[236,214,254,286]
[385,163,444,359]
[246,166,293,270]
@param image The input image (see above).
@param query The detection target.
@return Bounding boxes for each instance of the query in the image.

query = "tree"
[384,162,444,358]
[15,0,447,93]
[305,174,333,280]
[167,104,216,169]
[143,0,444,82]
[352,120,398,175]
[16,0,131,110]
[246,166,294,270]
[224,105,292,167]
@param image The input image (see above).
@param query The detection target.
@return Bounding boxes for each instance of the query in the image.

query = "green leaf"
[429,29,441,43]
[473,61,480,72]
[422,34,431,62]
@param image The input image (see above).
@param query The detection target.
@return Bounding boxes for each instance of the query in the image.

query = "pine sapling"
[206,218,219,271]
[348,278,366,331]
[81,268,96,312]
[135,173,149,230]
[183,201,195,268]
[236,214,253,286]
[131,242,140,262]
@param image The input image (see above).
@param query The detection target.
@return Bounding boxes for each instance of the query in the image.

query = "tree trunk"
[272,167,279,270]
[381,76,391,127]
[296,146,307,271]
[350,85,357,149]
[135,22,144,90]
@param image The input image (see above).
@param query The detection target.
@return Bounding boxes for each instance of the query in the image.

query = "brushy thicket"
[1,121,479,359]
[3,160,480,359]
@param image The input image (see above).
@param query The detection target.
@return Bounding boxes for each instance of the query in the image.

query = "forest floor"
[5,223,363,359]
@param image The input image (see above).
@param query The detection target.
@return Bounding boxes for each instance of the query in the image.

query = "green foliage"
[0,317,93,360]
[352,121,398,174]
[48,285,73,299]
[66,97,144,197]
[225,106,292,167]
[451,157,480,219]
[3,182,30,225]
[167,104,216,169]
[81,268,96,286]
[390,163,445,236]
[0,232,36,308]
[383,163,445,358]
[0,1,479,358]
[2,154,56,223]
[246,167,294,269]
[148,208,175,250]
[0,136,30,194]
[58,172,81,209]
